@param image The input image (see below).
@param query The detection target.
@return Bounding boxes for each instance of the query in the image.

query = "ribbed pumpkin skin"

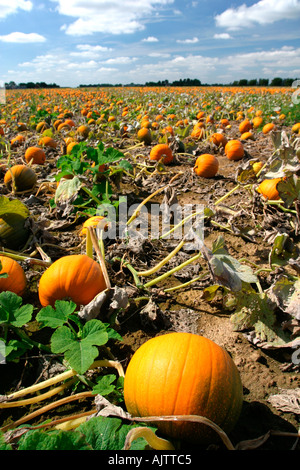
[0,255,27,296]
[194,154,219,178]
[38,254,106,307]
[4,165,37,191]
[25,146,46,165]
[124,332,243,444]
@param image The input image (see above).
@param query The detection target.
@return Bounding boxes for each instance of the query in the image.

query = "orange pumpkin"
[137,127,152,145]
[4,165,37,191]
[209,133,228,148]
[194,154,219,178]
[239,119,252,134]
[257,178,282,200]
[10,134,26,148]
[240,131,254,141]
[225,140,244,161]
[36,121,49,133]
[0,255,27,296]
[149,144,173,164]
[76,125,90,139]
[38,136,57,149]
[252,116,263,129]
[25,146,46,165]
[262,123,275,134]
[124,332,243,444]
[292,123,300,133]
[38,254,107,307]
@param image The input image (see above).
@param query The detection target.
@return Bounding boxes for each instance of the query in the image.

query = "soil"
[1,121,299,451]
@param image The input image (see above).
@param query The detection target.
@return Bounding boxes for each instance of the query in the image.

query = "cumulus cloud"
[0,0,32,19]
[70,44,114,58]
[51,0,174,35]
[176,37,199,44]
[214,33,232,40]
[215,0,300,31]
[0,32,46,43]
[142,36,159,42]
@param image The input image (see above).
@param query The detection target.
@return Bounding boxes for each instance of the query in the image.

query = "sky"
[0,0,300,87]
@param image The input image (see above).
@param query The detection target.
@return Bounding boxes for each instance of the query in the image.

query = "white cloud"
[0,32,46,43]
[51,0,174,35]
[214,33,232,40]
[70,44,113,58]
[104,56,138,64]
[0,0,32,19]
[176,36,199,44]
[215,0,300,31]
[142,36,159,42]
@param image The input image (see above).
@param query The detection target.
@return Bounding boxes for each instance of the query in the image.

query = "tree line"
[3,77,297,89]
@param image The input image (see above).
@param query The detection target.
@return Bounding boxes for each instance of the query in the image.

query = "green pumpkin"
[0,213,30,250]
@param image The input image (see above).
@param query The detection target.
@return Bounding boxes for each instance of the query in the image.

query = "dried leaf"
[267,275,300,320]
[268,388,300,414]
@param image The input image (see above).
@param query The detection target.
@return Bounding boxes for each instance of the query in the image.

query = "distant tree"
[248,79,257,86]
[238,79,248,86]
[258,78,269,86]
[270,77,283,86]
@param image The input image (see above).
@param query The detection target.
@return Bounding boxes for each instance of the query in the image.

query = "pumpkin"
[225,140,244,161]
[252,161,264,175]
[194,154,219,178]
[137,127,152,145]
[252,116,263,129]
[0,213,30,250]
[10,134,26,148]
[262,123,275,134]
[257,177,282,200]
[4,165,37,192]
[36,121,49,133]
[239,119,252,134]
[124,332,243,444]
[38,136,57,149]
[292,123,300,133]
[38,254,107,307]
[25,146,46,165]
[76,125,90,139]
[209,133,228,148]
[240,131,254,141]
[0,255,26,296]
[149,144,173,164]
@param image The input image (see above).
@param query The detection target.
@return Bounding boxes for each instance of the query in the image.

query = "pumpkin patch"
[0,84,299,451]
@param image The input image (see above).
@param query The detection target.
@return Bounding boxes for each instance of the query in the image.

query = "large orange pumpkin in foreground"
[0,255,27,296]
[38,254,107,307]
[194,154,219,178]
[124,332,243,445]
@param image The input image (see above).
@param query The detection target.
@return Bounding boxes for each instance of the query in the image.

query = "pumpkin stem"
[136,238,186,277]
[143,252,202,288]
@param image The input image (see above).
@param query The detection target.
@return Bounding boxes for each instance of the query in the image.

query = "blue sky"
[0,0,300,87]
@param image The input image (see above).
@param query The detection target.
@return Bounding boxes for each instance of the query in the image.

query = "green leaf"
[269,233,299,268]
[78,416,151,450]
[50,319,108,373]
[0,196,30,219]
[36,300,77,329]
[92,374,116,396]
[17,429,91,450]
[230,288,290,345]
[277,174,300,207]
[0,292,33,327]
